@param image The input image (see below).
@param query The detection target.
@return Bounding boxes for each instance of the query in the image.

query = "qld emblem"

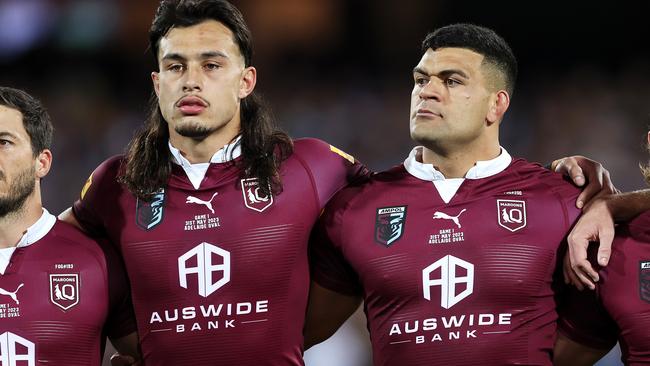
[497,199,527,232]
[241,178,273,212]
[375,206,407,246]
[49,274,79,311]
[640,261,650,303]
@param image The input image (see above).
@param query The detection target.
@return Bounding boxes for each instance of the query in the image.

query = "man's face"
[410,47,494,148]
[152,20,254,141]
[0,105,36,217]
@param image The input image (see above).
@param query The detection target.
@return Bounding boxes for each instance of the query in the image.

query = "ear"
[486,90,510,124]
[152,71,160,97]
[647,131,650,146]
[239,66,257,99]
[35,149,52,179]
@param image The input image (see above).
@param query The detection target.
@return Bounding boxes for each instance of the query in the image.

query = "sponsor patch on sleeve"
[330,145,355,164]
[80,173,93,200]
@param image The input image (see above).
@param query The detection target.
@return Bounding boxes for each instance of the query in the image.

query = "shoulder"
[91,155,125,180]
[326,165,407,212]
[291,138,356,164]
[48,221,107,262]
[509,158,581,197]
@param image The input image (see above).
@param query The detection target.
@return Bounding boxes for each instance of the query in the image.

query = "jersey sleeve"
[309,187,363,296]
[557,284,618,350]
[293,138,371,210]
[100,237,138,339]
[72,156,123,237]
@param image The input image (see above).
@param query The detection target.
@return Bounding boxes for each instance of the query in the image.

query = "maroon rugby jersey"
[558,211,650,365]
[311,152,581,365]
[0,211,135,366]
[72,138,367,365]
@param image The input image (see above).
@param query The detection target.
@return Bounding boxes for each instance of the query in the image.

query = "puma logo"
[186,192,219,214]
[433,209,467,228]
[0,283,24,305]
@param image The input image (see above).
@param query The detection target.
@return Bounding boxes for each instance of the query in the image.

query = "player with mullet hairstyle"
[306,24,596,365]
[59,1,369,365]
[0,87,139,365]
[555,129,650,365]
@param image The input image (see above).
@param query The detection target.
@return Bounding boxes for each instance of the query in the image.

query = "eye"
[204,63,220,71]
[168,64,184,72]
[0,139,12,146]
[415,77,428,86]
[445,78,461,87]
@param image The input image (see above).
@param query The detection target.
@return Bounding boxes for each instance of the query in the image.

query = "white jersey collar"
[403,146,512,204]
[169,136,242,190]
[0,208,56,274]
[404,146,512,181]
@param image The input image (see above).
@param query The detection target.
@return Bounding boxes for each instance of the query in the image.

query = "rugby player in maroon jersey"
[0,87,139,365]
[305,24,608,365]
[555,130,650,365]
[59,1,368,365]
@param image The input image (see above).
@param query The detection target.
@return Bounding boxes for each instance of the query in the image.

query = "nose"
[182,64,202,92]
[419,79,444,102]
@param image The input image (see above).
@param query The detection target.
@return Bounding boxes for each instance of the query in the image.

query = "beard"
[175,121,216,141]
[0,166,35,218]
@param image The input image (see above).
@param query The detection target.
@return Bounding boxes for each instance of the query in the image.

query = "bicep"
[304,281,362,349]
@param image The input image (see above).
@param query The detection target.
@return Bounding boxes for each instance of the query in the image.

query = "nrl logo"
[497,199,527,232]
[641,261,650,303]
[49,274,79,311]
[375,206,407,247]
[136,189,166,230]
[241,178,273,212]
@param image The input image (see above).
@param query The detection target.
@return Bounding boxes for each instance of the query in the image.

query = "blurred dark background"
[1,1,647,365]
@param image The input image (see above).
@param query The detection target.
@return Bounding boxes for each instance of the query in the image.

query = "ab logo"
[422,255,474,309]
[0,332,35,366]
[178,243,230,297]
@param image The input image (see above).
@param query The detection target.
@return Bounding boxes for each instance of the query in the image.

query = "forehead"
[415,47,485,74]
[157,19,240,60]
[0,105,27,135]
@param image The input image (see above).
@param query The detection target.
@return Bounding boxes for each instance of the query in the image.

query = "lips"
[177,96,208,115]
[416,108,443,118]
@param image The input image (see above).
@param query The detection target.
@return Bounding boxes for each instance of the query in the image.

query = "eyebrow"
[161,51,229,62]
[413,67,469,79]
[0,131,17,139]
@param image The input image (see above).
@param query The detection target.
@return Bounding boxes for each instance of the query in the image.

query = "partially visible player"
[0,86,139,365]
[565,159,650,289]
[59,1,368,365]
[306,24,584,365]
[555,130,650,365]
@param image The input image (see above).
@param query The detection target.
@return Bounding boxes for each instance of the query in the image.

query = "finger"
[601,170,616,195]
[569,164,586,187]
[573,268,595,290]
[567,267,584,291]
[597,226,615,266]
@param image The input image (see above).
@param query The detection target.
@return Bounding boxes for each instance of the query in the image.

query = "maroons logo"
[136,190,166,230]
[497,199,527,232]
[49,274,79,311]
[640,261,650,303]
[375,206,407,247]
[241,178,273,212]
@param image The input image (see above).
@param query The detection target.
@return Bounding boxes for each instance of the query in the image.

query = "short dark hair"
[0,86,53,156]
[421,23,518,95]
[149,0,252,66]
